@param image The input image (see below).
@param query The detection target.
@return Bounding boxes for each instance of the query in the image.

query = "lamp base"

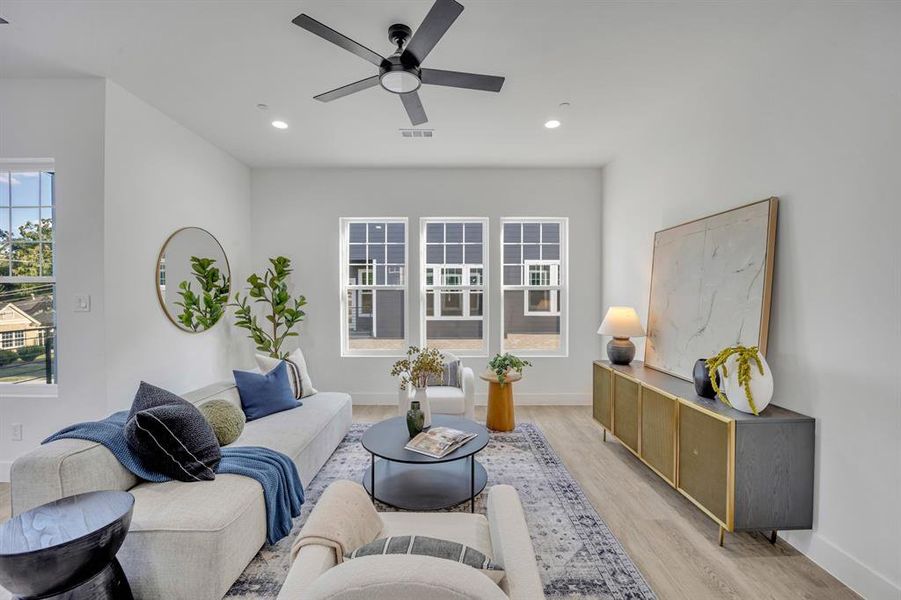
[607,337,636,365]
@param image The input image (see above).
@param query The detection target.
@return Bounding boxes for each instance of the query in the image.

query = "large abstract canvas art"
[645,198,778,380]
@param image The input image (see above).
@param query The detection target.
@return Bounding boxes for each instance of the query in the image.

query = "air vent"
[399,129,434,138]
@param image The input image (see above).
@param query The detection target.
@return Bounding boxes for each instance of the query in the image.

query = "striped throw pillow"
[427,359,462,388]
[347,535,504,584]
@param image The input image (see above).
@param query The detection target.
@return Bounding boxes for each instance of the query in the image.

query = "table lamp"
[598,306,645,365]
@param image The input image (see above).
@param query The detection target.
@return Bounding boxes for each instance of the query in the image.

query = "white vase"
[414,386,431,427]
[719,350,774,415]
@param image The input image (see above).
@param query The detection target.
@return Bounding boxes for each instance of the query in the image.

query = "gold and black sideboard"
[593,360,814,545]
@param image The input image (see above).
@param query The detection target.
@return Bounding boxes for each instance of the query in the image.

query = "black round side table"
[0,490,135,600]
[362,415,489,512]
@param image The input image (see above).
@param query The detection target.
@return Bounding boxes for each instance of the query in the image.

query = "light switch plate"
[74,294,91,312]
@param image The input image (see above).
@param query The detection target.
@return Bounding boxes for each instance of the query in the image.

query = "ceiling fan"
[292,0,505,126]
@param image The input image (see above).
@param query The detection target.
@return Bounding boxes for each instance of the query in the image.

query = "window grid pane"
[423,219,487,353]
[502,219,565,354]
[0,168,56,383]
[343,219,407,355]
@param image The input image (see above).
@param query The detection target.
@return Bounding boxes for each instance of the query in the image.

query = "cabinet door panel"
[593,364,613,430]
[678,405,730,525]
[640,387,676,484]
[613,373,640,453]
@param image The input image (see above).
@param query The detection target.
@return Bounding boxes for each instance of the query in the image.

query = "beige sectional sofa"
[9,382,352,600]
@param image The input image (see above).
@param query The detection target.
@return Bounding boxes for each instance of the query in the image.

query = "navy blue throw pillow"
[124,381,221,482]
[234,361,300,421]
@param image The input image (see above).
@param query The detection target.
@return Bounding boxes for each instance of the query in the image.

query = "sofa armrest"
[11,439,138,515]
[487,485,545,600]
[461,366,475,420]
[301,554,509,600]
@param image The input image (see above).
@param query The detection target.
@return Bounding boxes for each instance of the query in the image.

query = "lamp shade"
[597,306,645,338]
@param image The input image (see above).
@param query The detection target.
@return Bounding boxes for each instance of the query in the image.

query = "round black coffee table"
[0,490,135,600]
[362,415,489,512]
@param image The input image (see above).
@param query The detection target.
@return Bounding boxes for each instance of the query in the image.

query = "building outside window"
[0,164,57,383]
[340,218,408,356]
[501,218,567,356]
[421,218,488,355]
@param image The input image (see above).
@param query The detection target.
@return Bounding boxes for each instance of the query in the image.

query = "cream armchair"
[277,481,544,600]
[398,353,476,420]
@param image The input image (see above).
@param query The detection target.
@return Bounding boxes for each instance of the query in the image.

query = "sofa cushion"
[256,347,318,399]
[234,362,299,421]
[198,399,246,446]
[377,512,493,559]
[428,355,462,388]
[121,474,266,600]
[424,386,465,415]
[124,381,221,482]
[348,535,504,584]
[231,392,350,462]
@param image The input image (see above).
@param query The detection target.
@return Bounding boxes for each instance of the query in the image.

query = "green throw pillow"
[198,399,245,446]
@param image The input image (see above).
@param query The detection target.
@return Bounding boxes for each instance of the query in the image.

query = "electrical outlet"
[11,423,23,441]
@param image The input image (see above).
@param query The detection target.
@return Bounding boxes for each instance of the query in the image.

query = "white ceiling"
[0,1,796,167]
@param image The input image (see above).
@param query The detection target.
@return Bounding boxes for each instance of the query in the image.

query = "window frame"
[0,160,58,389]
[420,217,490,357]
[339,217,409,358]
[500,217,569,357]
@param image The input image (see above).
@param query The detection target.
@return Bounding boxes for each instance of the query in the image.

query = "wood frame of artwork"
[644,198,778,381]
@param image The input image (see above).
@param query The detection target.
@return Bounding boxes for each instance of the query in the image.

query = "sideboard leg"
[718,526,725,547]
[603,429,607,442]
[769,530,778,545]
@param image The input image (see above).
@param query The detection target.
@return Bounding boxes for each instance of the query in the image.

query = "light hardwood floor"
[0,406,857,599]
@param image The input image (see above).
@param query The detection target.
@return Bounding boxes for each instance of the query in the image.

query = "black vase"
[693,359,719,399]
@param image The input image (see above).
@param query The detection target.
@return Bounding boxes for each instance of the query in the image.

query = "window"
[421,218,488,355]
[340,218,408,356]
[0,164,57,383]
[501,218,567,356]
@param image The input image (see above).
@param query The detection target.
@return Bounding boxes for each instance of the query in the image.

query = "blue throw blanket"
[45,411,304,545]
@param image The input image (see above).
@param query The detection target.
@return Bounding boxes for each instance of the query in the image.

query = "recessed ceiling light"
[271,120,288,129]
[544,119,561,129]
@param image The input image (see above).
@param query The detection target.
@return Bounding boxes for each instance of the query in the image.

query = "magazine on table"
[405,426,478,459]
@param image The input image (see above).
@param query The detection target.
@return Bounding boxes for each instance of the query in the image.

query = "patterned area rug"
[226,423,656,600]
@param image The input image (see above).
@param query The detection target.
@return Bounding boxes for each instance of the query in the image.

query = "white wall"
[0,79,252,477]
[600,4,900,599]
[251,168,603,405]
[0,79,108,478]
[103,82,251,410]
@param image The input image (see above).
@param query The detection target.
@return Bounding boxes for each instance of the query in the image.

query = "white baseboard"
[350,392,591,406]
[0,461,10,483]
[781,530,900,600]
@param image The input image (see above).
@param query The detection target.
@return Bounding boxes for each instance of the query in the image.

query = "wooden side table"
[480,370,522,432]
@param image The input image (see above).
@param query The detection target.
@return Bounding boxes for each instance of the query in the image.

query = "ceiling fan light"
[380,70,421,94]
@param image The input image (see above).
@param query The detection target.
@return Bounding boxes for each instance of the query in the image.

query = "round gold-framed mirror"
[156,227,231,333]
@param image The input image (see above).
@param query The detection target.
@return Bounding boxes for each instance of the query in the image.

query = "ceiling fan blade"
[314,76,381,102]
[401,92,428,126]
[401,0,463,66]
[420,68,504,92]
[292,14,385,68]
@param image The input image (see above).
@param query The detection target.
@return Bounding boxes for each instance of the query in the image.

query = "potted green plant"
[231,256,307,359]
[487,353,532,385]
[390,346,445,427]
[706,345,773,415]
